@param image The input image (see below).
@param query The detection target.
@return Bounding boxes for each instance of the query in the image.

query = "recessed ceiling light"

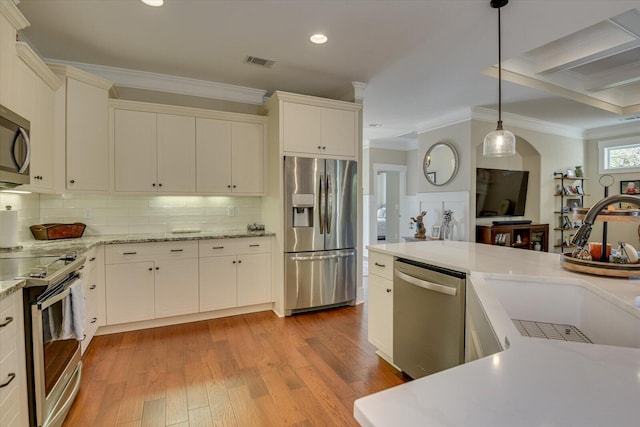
[141,0,164,7]
[309,34,328,45]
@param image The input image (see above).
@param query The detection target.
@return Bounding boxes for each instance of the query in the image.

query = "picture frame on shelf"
[563,185,574,195]
[575,185,584,195]
[621,180,639,195]
[430,225,441,239]
[562,215,572,229]
[566,198,582,209]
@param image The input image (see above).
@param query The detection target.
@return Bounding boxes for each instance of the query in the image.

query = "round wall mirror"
[423,142,459,186]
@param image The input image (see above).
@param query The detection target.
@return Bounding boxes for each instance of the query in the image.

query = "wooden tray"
[560,252,640,278]
[30,223,86,240]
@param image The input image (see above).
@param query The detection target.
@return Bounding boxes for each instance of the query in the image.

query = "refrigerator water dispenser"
[292,193,314,227]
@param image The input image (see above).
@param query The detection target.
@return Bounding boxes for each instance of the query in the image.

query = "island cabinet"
[105,241,199,325]
[476,223,549,252]
[0,291,28,427]
[48,64,112,192]
[81,245,104,354]
[262,91,361,160]
[199,237,272,311]
[367,251,394,362]
[111,100,267,195]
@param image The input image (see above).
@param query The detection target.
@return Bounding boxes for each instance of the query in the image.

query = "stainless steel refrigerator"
[284,156,357,315]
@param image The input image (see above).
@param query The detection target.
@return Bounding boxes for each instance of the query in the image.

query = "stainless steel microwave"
[0,104,30,189]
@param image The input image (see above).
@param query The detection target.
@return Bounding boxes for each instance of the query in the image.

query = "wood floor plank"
[140,398,166,427]
[63,305,408,427]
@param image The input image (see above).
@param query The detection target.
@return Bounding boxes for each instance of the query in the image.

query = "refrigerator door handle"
[289,250,355,262]
[318,174,325,234]
[326,174,332,234]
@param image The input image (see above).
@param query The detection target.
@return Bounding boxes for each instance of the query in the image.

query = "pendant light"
[483,0,516,157]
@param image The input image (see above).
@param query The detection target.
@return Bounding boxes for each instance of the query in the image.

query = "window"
[598,137,640,174]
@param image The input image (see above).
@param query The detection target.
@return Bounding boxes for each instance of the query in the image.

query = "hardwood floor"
[63,304,407,426]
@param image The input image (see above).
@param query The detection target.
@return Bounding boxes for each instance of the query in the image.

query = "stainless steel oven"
[23,254,85,427]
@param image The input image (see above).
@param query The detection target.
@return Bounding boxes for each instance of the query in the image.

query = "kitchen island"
[356,241,640,427]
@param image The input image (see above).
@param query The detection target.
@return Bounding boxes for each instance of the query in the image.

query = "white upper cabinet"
[65,78,110,191]
[196,119,264,194]
[45,64,112,193]
[157,113,196,192]
[196,117,232,193]
[115,110,196,193]
[114,109,157,192]
[112,100,266,195]
[264,92,361,160]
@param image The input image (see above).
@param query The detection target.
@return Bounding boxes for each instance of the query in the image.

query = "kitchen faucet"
[571,194,640,248]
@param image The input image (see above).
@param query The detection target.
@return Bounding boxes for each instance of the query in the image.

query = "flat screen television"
[476,168,529,218]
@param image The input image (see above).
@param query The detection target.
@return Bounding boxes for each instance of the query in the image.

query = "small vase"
[574,166,583,178]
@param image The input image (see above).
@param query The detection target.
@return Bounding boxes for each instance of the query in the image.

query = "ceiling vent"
[243,56,275,68]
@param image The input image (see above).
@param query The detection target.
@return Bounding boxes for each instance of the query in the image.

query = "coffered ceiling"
[14,0,640,145]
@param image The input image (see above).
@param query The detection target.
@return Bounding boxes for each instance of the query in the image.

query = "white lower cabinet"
[81,246,104,354]
[105,241,198,325]
[199,238,272,312]
[367,252,394,361]
[0,291,28,427]
[465,284,502,363]
[154,257,199,318]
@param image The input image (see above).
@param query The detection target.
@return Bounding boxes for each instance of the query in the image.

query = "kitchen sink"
[483,276,640,349]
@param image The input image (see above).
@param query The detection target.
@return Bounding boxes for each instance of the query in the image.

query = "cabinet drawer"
[106,241,198,264]
[0,348,18,406]
[199,237,271,257]
[369,251,393,281]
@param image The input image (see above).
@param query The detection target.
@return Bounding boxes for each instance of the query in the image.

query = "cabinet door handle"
[170,249,184,252]
[89,285,96,290]
[232,260,236,264]
[0,316,13,328]
[123,252,137,255]
[227,185,231,189]
[155,267,159,270]
[89,257,96,262]
[386,288,392,293]
[374,262,386,268]
[91,318,97,324]
[317,145,322,150]
[159,183,163,187]
[249,244,260,247]
[212,246,224,249]
[69,179,75,184]
[148,267,153,271]
[152,183,156,187]
[0,373,15,388]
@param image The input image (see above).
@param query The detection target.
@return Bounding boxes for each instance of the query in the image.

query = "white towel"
[61,279,85,340]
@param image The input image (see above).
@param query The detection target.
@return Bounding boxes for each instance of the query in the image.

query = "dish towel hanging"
[61,279,85,340]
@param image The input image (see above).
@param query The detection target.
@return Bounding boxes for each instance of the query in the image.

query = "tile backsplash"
[0,193,262,242]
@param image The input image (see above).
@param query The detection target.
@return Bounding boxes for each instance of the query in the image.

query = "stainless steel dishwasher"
[393,258,466,379]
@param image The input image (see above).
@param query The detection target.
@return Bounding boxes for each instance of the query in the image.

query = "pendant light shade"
[483,0,515,157]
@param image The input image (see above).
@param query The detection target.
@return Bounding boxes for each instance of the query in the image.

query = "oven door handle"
[37,288,70,310]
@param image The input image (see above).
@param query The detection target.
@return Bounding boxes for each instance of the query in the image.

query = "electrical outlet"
[227,206,236,217]
[84,208,93,219]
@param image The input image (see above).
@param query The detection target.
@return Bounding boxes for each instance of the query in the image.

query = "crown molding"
[470,106,585,140]
[352,81,367,101]
[416,108,472,134]
[15,42,61,90]
[46,60,267,105]
[584,120,640,140]
[0,0,29,30]
[365,138,417,151]
[46,62,113,91]
[416,106,585,140]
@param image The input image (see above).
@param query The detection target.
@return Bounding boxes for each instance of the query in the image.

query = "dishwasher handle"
[395,270,457,296]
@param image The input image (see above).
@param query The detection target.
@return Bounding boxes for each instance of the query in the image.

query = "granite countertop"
[356,241,640,427]
[0,229,274,300]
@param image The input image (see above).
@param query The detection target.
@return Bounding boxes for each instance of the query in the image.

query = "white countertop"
[355,241,640,427]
